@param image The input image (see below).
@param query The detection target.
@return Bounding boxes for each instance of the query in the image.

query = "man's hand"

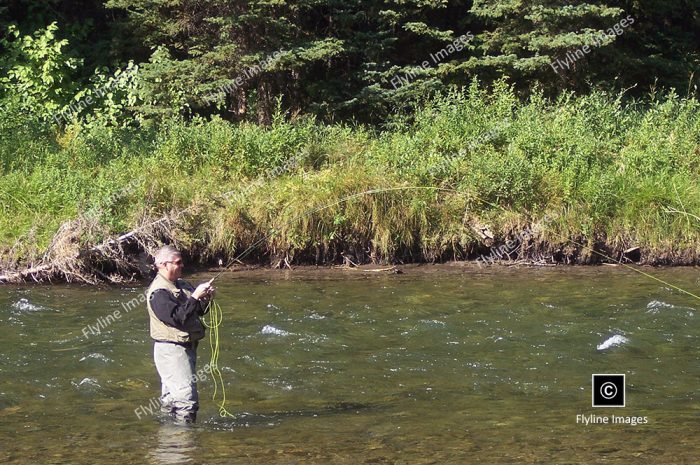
[192,282,215,300]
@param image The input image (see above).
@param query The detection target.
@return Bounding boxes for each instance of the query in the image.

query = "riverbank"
[2,84,699,283]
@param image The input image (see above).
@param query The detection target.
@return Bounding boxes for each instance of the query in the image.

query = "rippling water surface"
[1,265,700,464]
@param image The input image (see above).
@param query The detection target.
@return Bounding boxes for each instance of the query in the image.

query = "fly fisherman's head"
[154,245,183,281]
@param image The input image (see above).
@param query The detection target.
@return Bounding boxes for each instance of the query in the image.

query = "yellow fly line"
[203,298,236,417]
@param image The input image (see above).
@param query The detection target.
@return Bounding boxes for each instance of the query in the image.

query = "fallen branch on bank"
[0,210,183,284]
[0,263,55,283]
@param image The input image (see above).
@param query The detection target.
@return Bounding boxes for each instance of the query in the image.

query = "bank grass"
[2,82,700,270]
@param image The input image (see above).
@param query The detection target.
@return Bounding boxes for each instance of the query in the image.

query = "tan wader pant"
[153,341,199,423]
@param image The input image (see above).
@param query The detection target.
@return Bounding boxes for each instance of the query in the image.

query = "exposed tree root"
[0,210,183,284]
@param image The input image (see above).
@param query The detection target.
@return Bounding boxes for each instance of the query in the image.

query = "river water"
[1,265,699,464]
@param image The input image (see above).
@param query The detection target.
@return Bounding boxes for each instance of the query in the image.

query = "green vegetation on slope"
[1,83,699,272]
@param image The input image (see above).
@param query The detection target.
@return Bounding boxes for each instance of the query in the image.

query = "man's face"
[162,255,184,280]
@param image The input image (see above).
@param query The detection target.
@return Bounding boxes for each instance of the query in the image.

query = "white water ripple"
[79,353,113,363]
[646,300,675,313]
[261,325,292,336]
[72,377,101,390]
[11,298,52,313]
[597,335,629,351]
[646,299,696,315]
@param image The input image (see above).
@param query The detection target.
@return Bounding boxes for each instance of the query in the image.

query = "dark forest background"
[1,0,698,126]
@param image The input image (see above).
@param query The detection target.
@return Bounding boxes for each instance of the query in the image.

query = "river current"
[1,265,699,464]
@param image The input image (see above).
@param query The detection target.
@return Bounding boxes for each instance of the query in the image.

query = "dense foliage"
[1,1,698,124]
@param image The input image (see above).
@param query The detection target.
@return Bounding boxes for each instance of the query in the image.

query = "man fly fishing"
[146,245,215,423]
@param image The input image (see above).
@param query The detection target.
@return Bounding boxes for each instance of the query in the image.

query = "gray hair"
[153,245,181,267]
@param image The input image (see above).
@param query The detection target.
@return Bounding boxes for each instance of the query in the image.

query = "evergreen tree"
[610,0,700,94]
[470,1,628,93]
[316,0,477,122]
[105,0,479,123]
[105,0,347,123]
